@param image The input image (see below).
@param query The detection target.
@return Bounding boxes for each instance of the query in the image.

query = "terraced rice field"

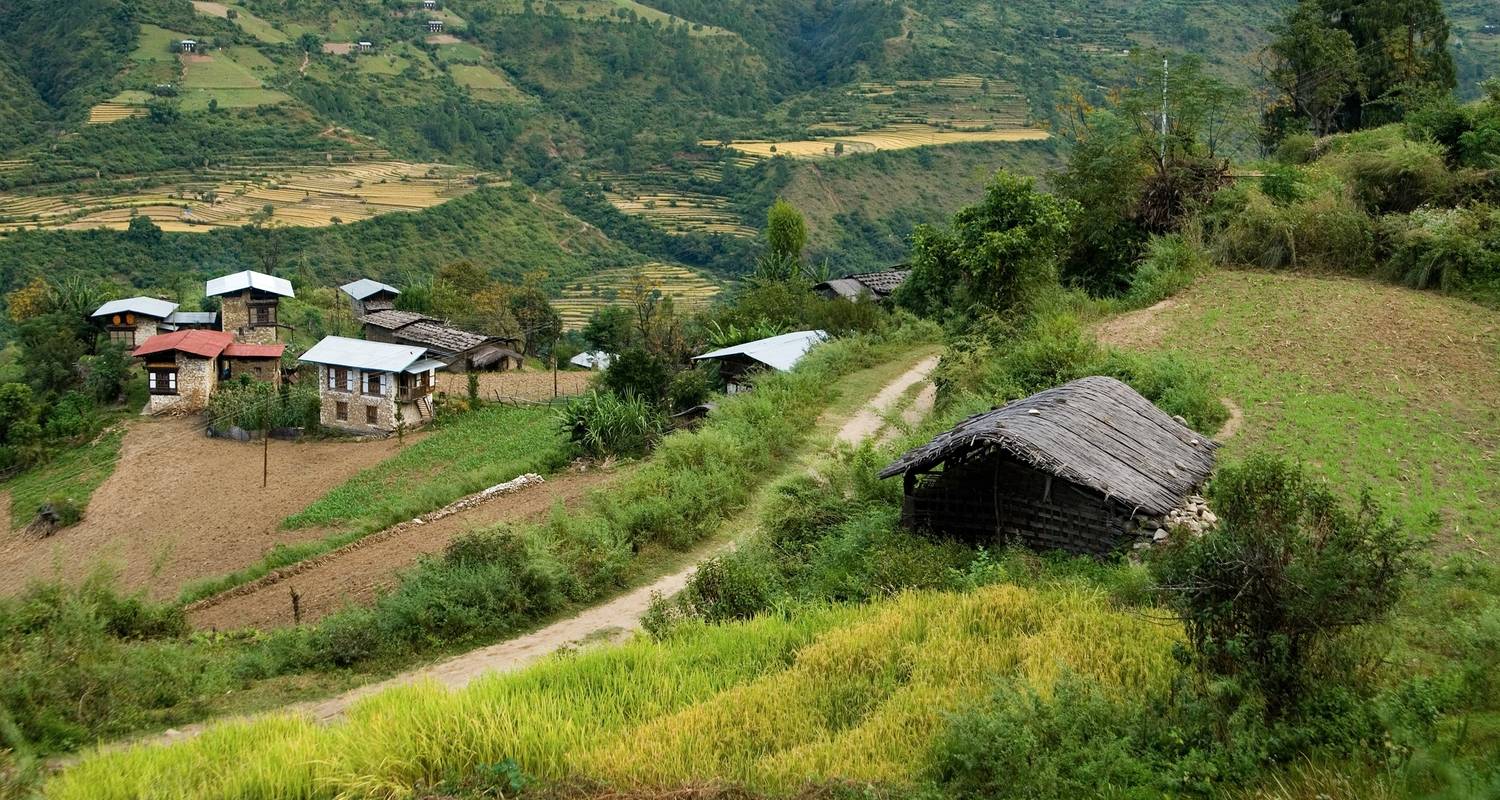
[0,162,487,233]
[711,124,1050,160]
[554,263,721,330]
[87,103,149,124]
[599,174,754,237]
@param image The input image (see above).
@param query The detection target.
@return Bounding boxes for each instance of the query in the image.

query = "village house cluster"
[90,270,523,436]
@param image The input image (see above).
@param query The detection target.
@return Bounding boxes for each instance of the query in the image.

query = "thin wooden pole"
[262,428,269,488]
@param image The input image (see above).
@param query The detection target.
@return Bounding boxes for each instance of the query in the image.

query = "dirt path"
[187,468,619,631]
[1216,396,1244,441]
[836,355,940,444]
[1093,297,1178,349]
[138,351,942,750]
[0,418,407,600]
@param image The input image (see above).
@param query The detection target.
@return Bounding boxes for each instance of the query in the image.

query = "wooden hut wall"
[904,450,1131,555]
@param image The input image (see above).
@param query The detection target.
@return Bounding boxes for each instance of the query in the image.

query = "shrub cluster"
[204,378,319,432]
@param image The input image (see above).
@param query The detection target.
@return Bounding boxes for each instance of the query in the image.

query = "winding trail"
[140,351,942,750]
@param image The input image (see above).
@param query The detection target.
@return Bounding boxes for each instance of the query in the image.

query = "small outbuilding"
[206,269,295,345]
[299,336,443,433]
[358,309,518,372]
[879,376,1217,556]
[339,278,401,317]
[814,268,910,303]
[569,350,613,370]
[92,297,180,347]
[693,330,827,393]
[133,330,285,415]
[163,310,219,331]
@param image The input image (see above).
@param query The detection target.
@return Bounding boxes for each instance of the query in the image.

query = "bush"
[1125,234,1209,307]
[1377,205,1500,292]
[1150,454,1415,717]
[1337,140,1451,214]
[665,368,712,412]
[600,348,671,404]
[559,390,665,458]
[205,379,317,431]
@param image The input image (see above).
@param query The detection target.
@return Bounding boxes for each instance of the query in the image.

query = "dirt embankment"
[0,418,407,600]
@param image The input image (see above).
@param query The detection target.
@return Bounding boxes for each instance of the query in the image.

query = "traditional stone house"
[358,309,519,372]
[422,0,437,9]
[339,278,401,317]
[426,19,444,32]
[356,40,374,53]
[132,330,286,415]
[206,270,295,345]
[92,297,179,348]
[299,336,443,434]
[179,39,197,53]
[813,268,911,302]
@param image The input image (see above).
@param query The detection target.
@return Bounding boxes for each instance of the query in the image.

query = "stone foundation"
[1129,494,1218,552]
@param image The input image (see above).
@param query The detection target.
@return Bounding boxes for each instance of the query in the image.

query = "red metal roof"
[132,330,234,359]
[224,343,286,359]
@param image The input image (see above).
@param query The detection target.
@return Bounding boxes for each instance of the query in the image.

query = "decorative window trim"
[148,368,178,396]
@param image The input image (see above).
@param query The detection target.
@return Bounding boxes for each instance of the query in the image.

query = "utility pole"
[1160,56,1170,163]
[262,426,269,488]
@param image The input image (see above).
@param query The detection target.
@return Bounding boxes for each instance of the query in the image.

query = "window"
[365,405,378,424]
[365,372,382,395]
[108,328,136,347]
[148,368,177,395]
[335,401,348,421]
[327,367,350,391]
[252,304,276,326]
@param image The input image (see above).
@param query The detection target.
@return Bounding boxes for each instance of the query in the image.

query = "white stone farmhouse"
[299,336,443,433]
[339,278,400,317]
[206,270,295,345]
[132,330,286,415]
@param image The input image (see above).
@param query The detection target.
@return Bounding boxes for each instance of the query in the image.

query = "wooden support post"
[262,428,269,488]
[290,588,301,624]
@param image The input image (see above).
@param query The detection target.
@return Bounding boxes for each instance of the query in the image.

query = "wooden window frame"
[364,371,383,396]
[365,405,378,424]
[335,401,349,421]
[147,367,178,396]
[248,299,277,327]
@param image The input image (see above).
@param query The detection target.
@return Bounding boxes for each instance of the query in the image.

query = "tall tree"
[762,198,807,279]
[1265,2,1362,136]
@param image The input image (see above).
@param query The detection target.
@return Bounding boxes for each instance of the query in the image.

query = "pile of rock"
[1129,494,1218,551]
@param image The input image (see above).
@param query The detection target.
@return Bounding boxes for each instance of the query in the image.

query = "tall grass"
[48,585,1182,799]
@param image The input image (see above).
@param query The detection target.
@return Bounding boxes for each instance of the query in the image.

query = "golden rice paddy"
[48,585,1183,799]
[554,263,721,330]
[709,123,1050,161]
[0,161,490,233]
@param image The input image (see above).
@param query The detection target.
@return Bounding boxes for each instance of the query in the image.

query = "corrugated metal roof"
[299,336,429,372]
[404,357,447,374]
[164,310,218,325]
[340,278,401,300]
[570,351,612,369]
[205,270,295,298]
[359,309,431,330]
[694,330,828,372]
[92,297,179,320]
[224,343,286,359]
[133,330,234,359]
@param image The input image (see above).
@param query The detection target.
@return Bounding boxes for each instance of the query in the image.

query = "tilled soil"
[188,467,619,630]
[0,418,408,600]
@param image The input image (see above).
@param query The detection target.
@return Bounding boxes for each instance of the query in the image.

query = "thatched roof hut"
[880,376,1217,555]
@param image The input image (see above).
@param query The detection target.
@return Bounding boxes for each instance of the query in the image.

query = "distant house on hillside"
[356,40,374,53]
[422,0,437,8]
[813,268,910,302]
[91,297,179,347]
[299,336,444,433]
[133,330,285,415]
[359,309,520,371]
[179,39,197,53]
[879,376,1217,556]
[339,278,401,317]
[206,270,294,345]
[426,19,444,32]
[693,330,827,393]
[569,350,612,370]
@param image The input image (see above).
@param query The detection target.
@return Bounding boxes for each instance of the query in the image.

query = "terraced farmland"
[87,103,148,124]
[711,124,1051,160]
[554,263,722,330]
[0,162,488,233]
[599,173,755,237]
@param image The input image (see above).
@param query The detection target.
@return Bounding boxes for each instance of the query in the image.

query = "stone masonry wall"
[220,292,278,344]
[147,356,216,414]
[319,366,421,434]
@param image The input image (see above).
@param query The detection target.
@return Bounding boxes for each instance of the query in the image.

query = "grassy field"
[131,25,188,62]
[48,584,1180,799]
[714,124,1052,160]
[448,64,527,103]
[282,404,571,534]
[479,0,735,36]
[1,428,125,531]
[1100,270,1500,549]
[0,160,486,233]
[190,1,287,43]
[553,263,722,330]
